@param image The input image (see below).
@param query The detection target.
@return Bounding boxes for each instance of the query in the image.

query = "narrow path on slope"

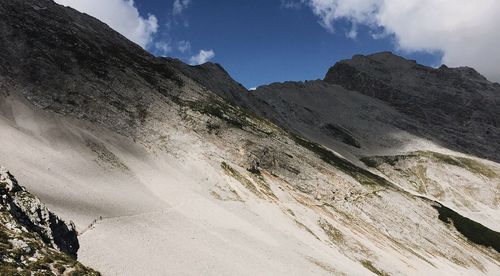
[78,199,193,236]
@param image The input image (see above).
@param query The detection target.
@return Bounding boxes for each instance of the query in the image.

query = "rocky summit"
[0,0,499,275]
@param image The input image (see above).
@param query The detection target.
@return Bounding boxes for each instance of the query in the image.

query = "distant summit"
[324,52,500,162]
[0,1,499,275]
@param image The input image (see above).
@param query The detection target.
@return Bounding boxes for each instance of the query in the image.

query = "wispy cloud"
[154,41,172,56]
[280,0,302,9]
[293,0,500,81]
[54,0,158,48]
[178,40,192,53]
[189,50,215,65]
[173,0,192,16]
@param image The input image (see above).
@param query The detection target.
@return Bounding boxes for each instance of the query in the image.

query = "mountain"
[325,52,500,162]
[0,0,499,275]
[183,52,500,232]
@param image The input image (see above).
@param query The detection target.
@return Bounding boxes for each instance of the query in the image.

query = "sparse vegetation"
[221,162,262,198]
[361,151,498,179]
[306,256,341,274]
[432,203,500,253]
[221,162,277,200]
[294,219,320,240]
[172,94,279,136]
[318,219,344,243]
[361,260,390,276]
[291,134,392,187]
[320,123,361,148]
[86,139,129,171]
[0,210,100,275]
[419,151,497,178]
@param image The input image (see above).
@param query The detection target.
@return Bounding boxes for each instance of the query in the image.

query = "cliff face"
[0,167,78,257]
[0,167,98,274]
[0,0,184,137]
[324,52,500,162]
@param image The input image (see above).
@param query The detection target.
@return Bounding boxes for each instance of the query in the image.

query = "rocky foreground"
[0,167,98,275]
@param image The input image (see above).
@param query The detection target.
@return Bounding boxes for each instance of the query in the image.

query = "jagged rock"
[0,167,98,275]
[0,1,499,275]
[0,0,184,137]
[0,167,78,257]
[324,52,500,162]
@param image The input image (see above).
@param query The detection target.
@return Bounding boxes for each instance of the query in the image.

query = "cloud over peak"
[190,50,215,65]
[290,0,500,81]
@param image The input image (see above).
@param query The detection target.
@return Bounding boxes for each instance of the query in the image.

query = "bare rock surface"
[0,1,499,275]
[325,52,500,162]
[0,167,98,275]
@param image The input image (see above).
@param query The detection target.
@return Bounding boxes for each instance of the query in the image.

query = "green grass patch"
[170,93,282,137]
[361,151,497,179]
[291,135,392,187]
[221,162,261,198]
[318,219,344,243]
[433,203,500,253]
[320,123,361,148]
[419,151,497,178]
[361,260,390,276]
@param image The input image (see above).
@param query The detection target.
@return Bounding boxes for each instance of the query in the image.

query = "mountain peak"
[323,52,500,162]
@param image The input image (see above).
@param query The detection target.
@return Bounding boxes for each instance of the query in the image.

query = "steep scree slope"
[0,1,499,275]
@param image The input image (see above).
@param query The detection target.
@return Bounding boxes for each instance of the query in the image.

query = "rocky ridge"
[325,52,500,162]
[179,50,500,232]
[0,167,98,275]
[0,0,499,275]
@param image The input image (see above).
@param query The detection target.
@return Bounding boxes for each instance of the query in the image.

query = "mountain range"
[0,0,499,275]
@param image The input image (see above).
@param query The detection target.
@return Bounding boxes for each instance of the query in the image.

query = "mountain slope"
[325,52,500,163]
[0,0,499,275]
[177,54,500,232]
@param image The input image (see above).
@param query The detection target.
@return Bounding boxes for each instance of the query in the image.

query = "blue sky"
[134,0,440,89]
[56,0,500,87]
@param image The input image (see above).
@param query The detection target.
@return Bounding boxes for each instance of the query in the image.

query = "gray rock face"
[0,0,184,137]
[166,58,278,118]
[185,51,500,164]
[180,50,500,163]
[0,167,79,257]
[165,58,248,105]
[1,1,499,275]
[325,52,500,162]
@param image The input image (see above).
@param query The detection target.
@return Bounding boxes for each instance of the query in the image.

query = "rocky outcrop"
[0,167,98,274]
[0,0,184,137]
[165,58,248,104]
[324,52,500,162]
[165,58,279,120]
[0,167,78,257]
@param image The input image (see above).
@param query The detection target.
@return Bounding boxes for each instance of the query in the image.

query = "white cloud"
[189,50,215,65]
[178,40,192,53]
[54,0,158,48]
[297,0,500,81]
[173,0,191,16]
[154,41,172,56]
[345,24,358,39]
[281,0,302,9]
